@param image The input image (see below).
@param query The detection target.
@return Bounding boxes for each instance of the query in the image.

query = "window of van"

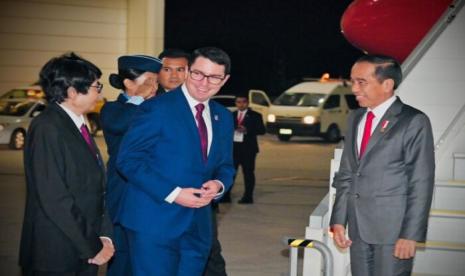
[344,94,361,110]
[323,95,340,109]
[273,92,326,107]
[251,93,269,106]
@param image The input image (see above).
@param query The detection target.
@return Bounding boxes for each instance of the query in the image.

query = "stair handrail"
[435,102,465,160]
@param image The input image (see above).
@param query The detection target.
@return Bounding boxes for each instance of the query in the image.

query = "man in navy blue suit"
[116,47,235,276]
[100,55,162,276]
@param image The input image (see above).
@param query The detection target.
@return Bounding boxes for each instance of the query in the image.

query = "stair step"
[427,209,465,243]
[435,179,465,186]
[430,209,465,218]
[453,153,465,181]
[413,241,465,275]
[432,181,465,211]
[417,240,465,251]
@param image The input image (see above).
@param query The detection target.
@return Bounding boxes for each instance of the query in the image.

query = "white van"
[249,78,359,142]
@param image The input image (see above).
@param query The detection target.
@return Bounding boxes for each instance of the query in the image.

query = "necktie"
[237,111,244,125]
[80,124,96,156]
[195,103,208,162]
[359,111,375,158]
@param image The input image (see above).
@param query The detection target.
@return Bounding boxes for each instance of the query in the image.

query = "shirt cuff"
[213,180,225,199]
[126,95,144,105]
[165,187,182,203]
[99,236,113,245]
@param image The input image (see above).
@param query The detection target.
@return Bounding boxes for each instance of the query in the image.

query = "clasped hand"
[88,237,115,265]
[175,180,221,208]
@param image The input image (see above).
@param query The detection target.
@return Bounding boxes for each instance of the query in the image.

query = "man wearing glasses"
[20,53,114,276]
[116,47,235,275]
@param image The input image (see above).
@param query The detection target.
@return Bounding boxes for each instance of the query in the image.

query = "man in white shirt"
[20,52,114,276]
[116,47,235,276]
[330,54,435,276]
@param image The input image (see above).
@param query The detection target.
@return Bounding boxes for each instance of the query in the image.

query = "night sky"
[165,0,362,98]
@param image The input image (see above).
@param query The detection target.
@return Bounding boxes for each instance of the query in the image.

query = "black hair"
[355,54,403,89]
[189,47,231,75]
[158,48,190,60]
[109,68,145,90]
[235,91,249,100]
[39,52,101,103]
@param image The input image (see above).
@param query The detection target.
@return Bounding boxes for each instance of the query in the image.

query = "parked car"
[0,85,105,135]
[0,85,44,100]
[0,98,46,149]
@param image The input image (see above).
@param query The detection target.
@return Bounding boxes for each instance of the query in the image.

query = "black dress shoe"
[238,198,253,204]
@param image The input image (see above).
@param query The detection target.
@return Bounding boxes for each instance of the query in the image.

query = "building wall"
[0,0,164,100]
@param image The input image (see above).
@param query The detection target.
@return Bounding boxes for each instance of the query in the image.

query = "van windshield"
[273,92,326,107]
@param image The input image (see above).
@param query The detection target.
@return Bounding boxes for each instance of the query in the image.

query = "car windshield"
[272,92,326,107]
[0,101,35,116]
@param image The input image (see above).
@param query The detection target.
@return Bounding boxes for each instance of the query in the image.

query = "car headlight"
[267,114,276,123]
[302,115,316,124]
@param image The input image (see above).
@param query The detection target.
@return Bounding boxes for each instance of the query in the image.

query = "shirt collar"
[58,102,86,130]
[368,95,397,119]
[181,84,210,109]
[121,91,130,100]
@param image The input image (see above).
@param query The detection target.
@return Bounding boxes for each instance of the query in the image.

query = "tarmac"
[0,134,335,276]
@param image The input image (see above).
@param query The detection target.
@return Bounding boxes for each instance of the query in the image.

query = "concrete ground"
[0,134,336,275]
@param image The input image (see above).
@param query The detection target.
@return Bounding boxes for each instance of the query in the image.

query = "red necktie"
[195,103,208,162]
[359,111,375,158]
[237,111,244,125]
[80,124,96,156]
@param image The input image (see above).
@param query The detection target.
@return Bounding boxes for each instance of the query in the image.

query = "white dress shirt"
[356,95,397,154]
[237,109,248,124]
[58,103,86,130]
[165,85,224,203]
[57,103,112,244]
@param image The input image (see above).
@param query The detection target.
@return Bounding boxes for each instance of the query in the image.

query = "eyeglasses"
[189,70,225,85]
[90,83,104,93]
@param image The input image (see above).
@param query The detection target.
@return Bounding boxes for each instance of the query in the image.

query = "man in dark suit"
[223,95,266,204]
[19,53,114,276]
[157,49,228,276]
[100,55,162,276]
[116,47,235,275]
[330,55,435,276]
[156,48,190,95]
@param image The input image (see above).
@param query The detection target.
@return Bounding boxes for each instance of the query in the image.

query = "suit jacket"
[330,97,435,244]
[100,93,139,221]
[19,103,112,272]
[232,109,266,154]
[116,87,235,244]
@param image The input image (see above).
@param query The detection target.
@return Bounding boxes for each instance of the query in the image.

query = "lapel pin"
[214,115,219,121]
[380,120,389,133]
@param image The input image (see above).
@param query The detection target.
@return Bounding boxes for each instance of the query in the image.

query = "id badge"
[233,130,244,142]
